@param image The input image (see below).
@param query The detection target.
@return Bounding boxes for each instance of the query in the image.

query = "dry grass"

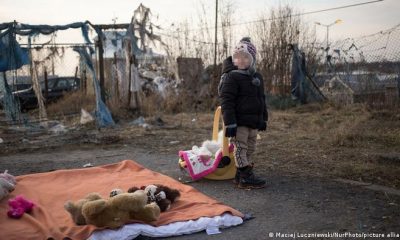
[46,91,139,122]
[114,102,400,188]
[27,92,400,188]
[46,90,96,117]
[254,103,400,188]
[140,88,217,117]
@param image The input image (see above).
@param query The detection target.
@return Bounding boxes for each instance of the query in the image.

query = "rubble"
[49,123,68,134]
[80,109,94,125]
[138,63,177,97]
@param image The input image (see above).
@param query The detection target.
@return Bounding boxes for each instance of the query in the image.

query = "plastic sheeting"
[0,21,95,73]
[0,30,29,71]
[291,44,325,104]
[73,46,115,128]
[0,21,95,46]
[0,73,21,122]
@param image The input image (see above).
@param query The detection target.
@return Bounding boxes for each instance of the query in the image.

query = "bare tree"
[252,4,302,95]
[163,0,235,66]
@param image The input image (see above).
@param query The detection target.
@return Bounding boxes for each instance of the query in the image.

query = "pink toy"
[7,195,35,219]
[178,143,234,180]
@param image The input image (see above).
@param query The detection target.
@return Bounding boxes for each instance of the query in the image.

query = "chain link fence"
[0,22,134,126]
[303,24,400,107]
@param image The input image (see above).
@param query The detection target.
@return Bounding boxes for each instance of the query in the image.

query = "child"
[218,37,268,189]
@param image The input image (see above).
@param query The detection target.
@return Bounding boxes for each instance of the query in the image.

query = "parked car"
[0,77,80,111]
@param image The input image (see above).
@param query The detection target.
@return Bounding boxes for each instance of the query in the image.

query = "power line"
[232,0,385,27]
[157,32,215,45]
[157,0,385,34]
[158,21,400,51]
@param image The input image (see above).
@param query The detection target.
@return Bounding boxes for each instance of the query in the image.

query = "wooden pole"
[132,54,140,112]
[97,30,106,103]
[114,52,119,101]
[74,66,78,79]
[83,68,87,95]
[213,0,218,71]
[44,67,48,101]
[128,56,132,108]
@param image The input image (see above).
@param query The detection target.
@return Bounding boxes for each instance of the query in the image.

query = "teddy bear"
[0,170,16,201]
[64,193,102,225]
[65,190,160,229]
[109,188,124,198]
[128,184,180,212]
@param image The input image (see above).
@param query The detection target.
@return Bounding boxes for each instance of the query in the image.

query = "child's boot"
[238,166,266,189]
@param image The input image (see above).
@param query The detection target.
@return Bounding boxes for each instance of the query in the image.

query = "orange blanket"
[0,160,243,240]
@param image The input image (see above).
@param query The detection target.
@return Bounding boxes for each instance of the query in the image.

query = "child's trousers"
[231,126,258,168]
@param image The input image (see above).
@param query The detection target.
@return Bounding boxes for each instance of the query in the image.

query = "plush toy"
[0,170,16,201]
[65,190,160,228]
[128,184,180,212]
[109,188,124,198]
[191,140,221,163]
[7,195,35,219]
[64,193,102,225]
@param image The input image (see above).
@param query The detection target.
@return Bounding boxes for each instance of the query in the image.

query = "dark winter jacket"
[218,56,268,130]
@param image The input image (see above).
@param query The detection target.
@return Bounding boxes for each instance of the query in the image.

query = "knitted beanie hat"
[233,37,257,62]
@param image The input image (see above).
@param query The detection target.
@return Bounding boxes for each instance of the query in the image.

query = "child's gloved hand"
[225,126,237,137]
[259,121,267,131]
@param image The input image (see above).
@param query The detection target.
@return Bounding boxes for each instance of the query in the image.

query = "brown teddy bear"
[64,193,102,225]
[65,190,160,228]
[128,184,180,212]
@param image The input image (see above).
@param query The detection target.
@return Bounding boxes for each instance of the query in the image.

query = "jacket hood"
[221,56,237,74]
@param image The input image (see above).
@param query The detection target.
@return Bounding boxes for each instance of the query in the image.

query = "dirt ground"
[0,104,400,239]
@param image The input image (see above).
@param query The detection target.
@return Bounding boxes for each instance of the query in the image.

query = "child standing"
[218,37,268,189]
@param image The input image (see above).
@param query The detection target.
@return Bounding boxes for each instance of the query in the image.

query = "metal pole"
[213,0,218,69]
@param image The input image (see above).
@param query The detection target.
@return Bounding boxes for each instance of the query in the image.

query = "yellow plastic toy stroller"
[178,106,236,180]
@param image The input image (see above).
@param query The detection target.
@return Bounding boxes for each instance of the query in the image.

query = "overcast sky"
[1,0,399,43]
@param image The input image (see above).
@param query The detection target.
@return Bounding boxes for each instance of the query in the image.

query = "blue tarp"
[0,21,97,64]
[73,46,115,128]
[0,30,29,71]
[0,21,99,72]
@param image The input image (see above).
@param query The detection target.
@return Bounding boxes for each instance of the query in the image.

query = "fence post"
[114,52,119,100]
[44,66,48,101]
[97,30,106,103]
[132,54,140,113]
[83,68,87,95]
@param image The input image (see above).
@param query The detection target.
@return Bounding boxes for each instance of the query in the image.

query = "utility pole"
[213,0,218,72]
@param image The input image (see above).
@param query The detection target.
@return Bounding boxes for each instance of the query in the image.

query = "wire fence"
[1,40,95,122]
[0,22,117,126]
[1,12,399,128]
[303,24,400,107]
